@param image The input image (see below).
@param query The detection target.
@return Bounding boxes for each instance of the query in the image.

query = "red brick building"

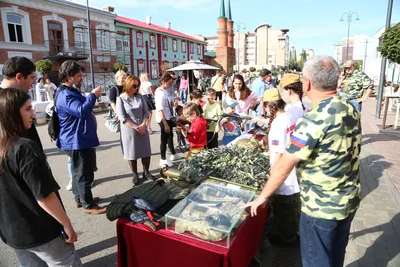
[0,0,116,87]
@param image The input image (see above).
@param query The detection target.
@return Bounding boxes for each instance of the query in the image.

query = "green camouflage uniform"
[287,96,361,220]
[339,70,373,99]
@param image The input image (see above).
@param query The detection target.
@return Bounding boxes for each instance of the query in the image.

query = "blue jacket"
[56,84,99,150]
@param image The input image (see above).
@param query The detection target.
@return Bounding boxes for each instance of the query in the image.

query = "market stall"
[111,142,270,267]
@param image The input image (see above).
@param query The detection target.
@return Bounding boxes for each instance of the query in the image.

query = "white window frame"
[96,24,111,51]
[43,14,68,49]
[73,20,89,49]
[1,6,32,44]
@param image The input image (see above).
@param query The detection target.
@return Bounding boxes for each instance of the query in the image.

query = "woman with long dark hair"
[155,73,177,167]
[0,89,82,266]
[231,74,259,114]
[117,76,154,185]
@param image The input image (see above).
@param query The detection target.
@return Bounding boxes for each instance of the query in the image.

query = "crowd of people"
[0,53,393,267]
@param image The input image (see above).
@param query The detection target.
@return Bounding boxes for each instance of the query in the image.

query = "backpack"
[48,87,67,141]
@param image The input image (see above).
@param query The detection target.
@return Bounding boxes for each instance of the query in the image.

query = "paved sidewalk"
[344,99,400,267]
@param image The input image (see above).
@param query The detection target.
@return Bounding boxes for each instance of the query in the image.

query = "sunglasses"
[133,85,140,89]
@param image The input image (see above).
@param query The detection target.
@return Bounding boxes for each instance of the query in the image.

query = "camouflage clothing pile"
[339,69,373,100]
[287,96,361,220]
[178,146,269,189]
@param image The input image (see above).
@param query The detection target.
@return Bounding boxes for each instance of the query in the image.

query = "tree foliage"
[249,67,256,72]
[112,62,128,74]
[34,59,52,76]
[377,24,400,64]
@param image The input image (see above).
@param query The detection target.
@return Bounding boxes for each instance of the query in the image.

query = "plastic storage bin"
[165,183,255,248]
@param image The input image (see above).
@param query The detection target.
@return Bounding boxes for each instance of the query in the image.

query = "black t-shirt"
[198,104,204,116]
[0,138,61,249]
[109,85,123,104]
[0,87,44,152]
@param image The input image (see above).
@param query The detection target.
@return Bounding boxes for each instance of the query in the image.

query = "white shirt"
[285,101,309,125]
[268,113,300,195]
[155,87,173,123]
[140,81,152,95]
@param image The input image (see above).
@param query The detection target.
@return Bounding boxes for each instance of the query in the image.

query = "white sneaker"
[170,154,179,161]
[159,159,173,167]
[66,180,73,191]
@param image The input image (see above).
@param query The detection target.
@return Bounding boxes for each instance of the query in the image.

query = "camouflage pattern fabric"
[287,96,361,220]
[339,70,373,99]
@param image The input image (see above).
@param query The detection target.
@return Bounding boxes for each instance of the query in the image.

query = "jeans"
[177,130,187,147]
[14,236,82,267]
[349,99,362,112]
[159,120,176,160]
[66,149,96,209]
[179,88,187,104]
[300,211,356,267]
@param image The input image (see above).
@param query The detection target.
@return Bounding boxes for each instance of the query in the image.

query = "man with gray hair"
[247,56,361,267]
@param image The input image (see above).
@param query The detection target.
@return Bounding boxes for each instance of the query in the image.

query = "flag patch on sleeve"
[271,140,279,146]
[290,132,309,148]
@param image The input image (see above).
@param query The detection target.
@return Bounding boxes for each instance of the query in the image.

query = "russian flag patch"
[290,132,309,148]
[271,140,279,146]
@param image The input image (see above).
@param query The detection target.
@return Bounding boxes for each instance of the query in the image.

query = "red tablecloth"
[117,207,268,267]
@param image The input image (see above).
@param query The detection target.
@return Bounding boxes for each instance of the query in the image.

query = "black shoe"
[143,172,156,180]
[132,173,140,185]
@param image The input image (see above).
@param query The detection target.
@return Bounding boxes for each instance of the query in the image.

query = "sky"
[77,0,400,56]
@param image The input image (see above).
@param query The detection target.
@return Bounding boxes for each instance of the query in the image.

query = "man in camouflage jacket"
[247,56,361,267]
[338,60,373,112]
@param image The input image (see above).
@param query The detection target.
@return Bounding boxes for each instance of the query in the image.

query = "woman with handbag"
[116,76,154,185]
[139,72,155,134]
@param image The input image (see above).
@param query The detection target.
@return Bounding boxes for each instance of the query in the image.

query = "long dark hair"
[265,99,286,133]
[285,82,306,111]
[233,74,251,100]
[0,89,30,169]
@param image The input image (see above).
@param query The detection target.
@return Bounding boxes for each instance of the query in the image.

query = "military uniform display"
[339,69,372,100]
[287,96,362,220]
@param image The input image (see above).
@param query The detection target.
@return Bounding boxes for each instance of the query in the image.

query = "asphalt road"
[0,112,177,267]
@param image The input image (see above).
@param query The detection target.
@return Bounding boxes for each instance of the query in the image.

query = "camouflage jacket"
[339,70,373,100]
[287,96,361,220]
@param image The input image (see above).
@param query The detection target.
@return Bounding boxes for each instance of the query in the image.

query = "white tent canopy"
[167,60,220,71]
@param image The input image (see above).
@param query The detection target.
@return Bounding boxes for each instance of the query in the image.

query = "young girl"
[252,88,300,246]
[279,73,310,123]
[0,89,82,266]
[220,100,241,146]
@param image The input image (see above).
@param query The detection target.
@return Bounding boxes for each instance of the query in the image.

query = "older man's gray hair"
[303,56,340,91]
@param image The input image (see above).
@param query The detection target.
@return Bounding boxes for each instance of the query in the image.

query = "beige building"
[205,23,290,71]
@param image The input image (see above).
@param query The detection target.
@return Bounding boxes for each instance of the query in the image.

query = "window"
[123,41,129,52]
[182,41,186,53]
[190,43,194,54]
[150,60,158,80]
[7,14,23,42]
[48,21,64,54]
[173,61,179,67]
[137,59,145,75]
[162,37,168,50]
[136,31,143,47]
[74,26,88,48]
[172,39,177,52]
[96,24,111,51]
[150,34,156,49]
[116,40,122,51]
[197,44,201,55]
[1,7,32,44]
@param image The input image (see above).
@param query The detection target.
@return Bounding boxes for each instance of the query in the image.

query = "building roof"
[58,0,115,16]
[226,0,233,21]
[116,16,207,44]
[219,0,226,18]
[205,36,218,40]
[204,51,216,57]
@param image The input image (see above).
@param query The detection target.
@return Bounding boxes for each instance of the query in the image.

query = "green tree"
[34,59,52,78]
[298,49,307,70]
[112,62,128,74]
[242,69,247,73]
[377,24,400,64]
[249,67,256,73]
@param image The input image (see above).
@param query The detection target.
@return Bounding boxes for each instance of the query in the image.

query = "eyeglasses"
[133,85,140,89]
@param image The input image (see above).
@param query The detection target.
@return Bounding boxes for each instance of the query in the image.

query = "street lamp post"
[340,11,360,61]
[236,22,246,72]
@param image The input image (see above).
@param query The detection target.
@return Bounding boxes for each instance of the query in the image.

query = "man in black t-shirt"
[0,57,43,151]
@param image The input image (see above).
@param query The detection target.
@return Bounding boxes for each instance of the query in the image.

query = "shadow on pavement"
[77,237,117,267]
[360,154,392,200]
[347,213,400,267]
[84,253,117,267]
[362,133,400,146]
